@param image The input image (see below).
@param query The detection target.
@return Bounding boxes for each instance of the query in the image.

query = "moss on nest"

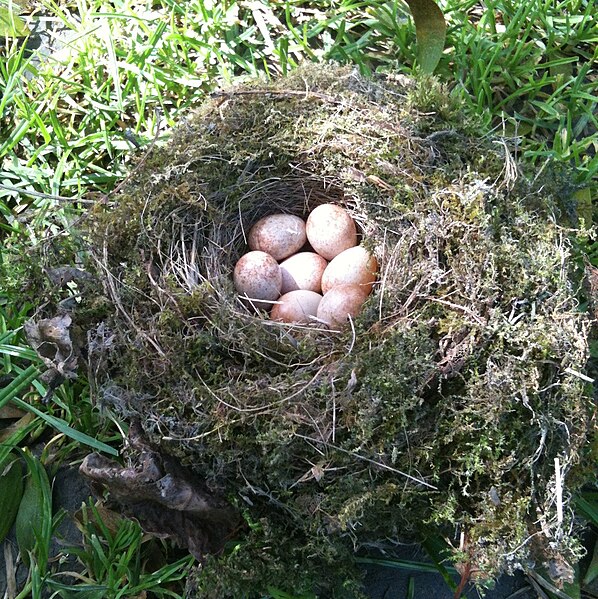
[82,64,593,597]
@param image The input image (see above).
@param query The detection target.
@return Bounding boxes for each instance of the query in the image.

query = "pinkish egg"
[233,251,281,311]
[306,204,357,260]
[279,252,328,294]
[316,284,369,328]
[248,214,306,261]
[271,290,322,324]
[321,245,378,295]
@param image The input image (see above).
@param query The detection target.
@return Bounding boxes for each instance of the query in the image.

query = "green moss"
[187,513,365,599]
[70,64,595,594]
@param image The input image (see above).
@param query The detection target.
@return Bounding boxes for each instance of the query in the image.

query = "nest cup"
[87,64,593,597]
[160,175,364,362]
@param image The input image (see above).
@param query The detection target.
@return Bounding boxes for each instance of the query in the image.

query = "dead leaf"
[80,421,242,560]
[344,166,367,182]
[0,413,35,443]
[547,555,575,585]
[45,266,94,287]
[366,174,395,192]
[24,314,78,380]
[0,405,26,419]
[311,464,325,482]
[4,542,16,599]
[74,502,124,538]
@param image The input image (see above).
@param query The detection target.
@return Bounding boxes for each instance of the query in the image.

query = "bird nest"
[79,65,593,597]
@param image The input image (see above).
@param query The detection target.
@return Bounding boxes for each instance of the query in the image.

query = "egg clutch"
[233,204,378,327]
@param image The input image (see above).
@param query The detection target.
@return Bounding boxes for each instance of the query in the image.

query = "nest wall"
[84,65,594,597]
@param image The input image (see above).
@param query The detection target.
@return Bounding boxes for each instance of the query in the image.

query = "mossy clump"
[81,65,593,597]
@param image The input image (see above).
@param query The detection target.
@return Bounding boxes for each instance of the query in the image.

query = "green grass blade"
[11,395,119,456]
[583,538,598,586]
[0,416,40,465]
[355,555,458,576]
[0,1,29,37]
[0,452,24,542]
[0,343,38,360]
[574,494,598,526]
[45,578,108,599]
[420,535,459,592]
[0,364,40,409]
[404,0,446,73]
[15,450,53,570]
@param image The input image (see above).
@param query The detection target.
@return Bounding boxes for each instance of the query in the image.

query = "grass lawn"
[0,1,596,598]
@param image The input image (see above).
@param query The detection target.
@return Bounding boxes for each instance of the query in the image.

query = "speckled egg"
[233,251,282,311]
[248,214,307,261]
[306,204,357,260]
[321,245,378,295]
[271,290,322,324]
[279,252,328,294]
[316,284,369,327]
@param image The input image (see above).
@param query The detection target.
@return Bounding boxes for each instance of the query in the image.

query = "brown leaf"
[24,314,78,379]
[311,464,325,482]
[0,413,35,443]
[366,174,395,192]
[0,405,27,419]
[45,266,94,287]
[74,502,124,538]
[547,555,575,585]
[3,542,17,599]
[79,421,242,560]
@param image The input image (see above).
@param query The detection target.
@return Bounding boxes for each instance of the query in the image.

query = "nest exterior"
[84,65,594,597]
